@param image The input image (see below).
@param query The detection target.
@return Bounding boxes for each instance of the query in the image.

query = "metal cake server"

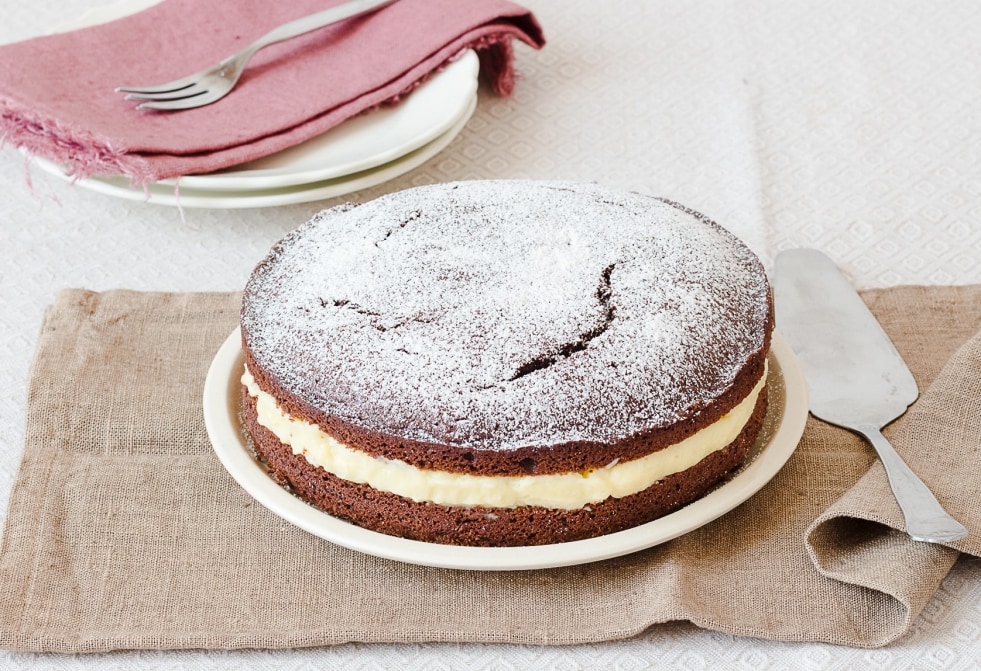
[774,248,967,544]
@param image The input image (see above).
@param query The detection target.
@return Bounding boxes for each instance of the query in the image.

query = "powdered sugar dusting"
[241,180,771,450]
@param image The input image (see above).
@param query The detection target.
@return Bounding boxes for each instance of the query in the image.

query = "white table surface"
[2,0,980,668]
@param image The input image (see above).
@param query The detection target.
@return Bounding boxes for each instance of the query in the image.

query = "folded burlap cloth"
[0,0,544,184]
[1,285,979,652]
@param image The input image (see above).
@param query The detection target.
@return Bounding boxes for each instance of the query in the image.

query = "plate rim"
[30,95,476,209]
[203,329,808,571]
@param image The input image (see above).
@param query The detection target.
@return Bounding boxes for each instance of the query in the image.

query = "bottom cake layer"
[240,386,769,547]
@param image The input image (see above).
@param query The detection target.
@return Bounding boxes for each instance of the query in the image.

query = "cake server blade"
[773,248,967,544]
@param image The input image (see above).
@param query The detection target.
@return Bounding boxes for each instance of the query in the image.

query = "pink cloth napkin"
[0,0,544,184]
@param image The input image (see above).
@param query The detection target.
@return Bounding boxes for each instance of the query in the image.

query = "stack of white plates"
[32,1,479,208]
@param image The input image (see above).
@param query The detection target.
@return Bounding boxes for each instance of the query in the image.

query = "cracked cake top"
[241,180,771,450]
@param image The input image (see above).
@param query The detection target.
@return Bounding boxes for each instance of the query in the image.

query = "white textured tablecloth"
[2,0,980,668]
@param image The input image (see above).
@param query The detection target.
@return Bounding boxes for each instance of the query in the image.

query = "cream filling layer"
[243,363,767,510]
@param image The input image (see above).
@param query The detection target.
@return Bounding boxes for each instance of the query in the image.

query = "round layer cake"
[240,180,773,546]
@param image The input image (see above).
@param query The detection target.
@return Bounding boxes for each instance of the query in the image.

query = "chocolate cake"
[240,180,773,546]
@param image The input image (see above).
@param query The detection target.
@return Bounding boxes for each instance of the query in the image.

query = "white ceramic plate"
[203,329,809,571]
[43,0,479,201]
[31,95,475,209]
[168,50,478,191]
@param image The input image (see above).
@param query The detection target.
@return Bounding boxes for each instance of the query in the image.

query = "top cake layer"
[241,180,771,452]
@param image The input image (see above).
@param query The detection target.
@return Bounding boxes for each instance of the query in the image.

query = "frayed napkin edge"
[1,97,155,185]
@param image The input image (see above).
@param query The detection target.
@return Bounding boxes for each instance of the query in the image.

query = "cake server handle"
[855,425,968,544]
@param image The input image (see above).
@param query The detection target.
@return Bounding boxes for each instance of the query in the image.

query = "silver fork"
[116,0,399,111]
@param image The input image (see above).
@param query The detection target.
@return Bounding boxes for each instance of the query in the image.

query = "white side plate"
[31,95,476,209]
[41,0,480,203]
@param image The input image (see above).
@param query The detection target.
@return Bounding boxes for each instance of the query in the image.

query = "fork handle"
[856,425,968,544]
[242,0,399,59]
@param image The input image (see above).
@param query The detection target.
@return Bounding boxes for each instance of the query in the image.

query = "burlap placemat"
[0,286,979,652]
